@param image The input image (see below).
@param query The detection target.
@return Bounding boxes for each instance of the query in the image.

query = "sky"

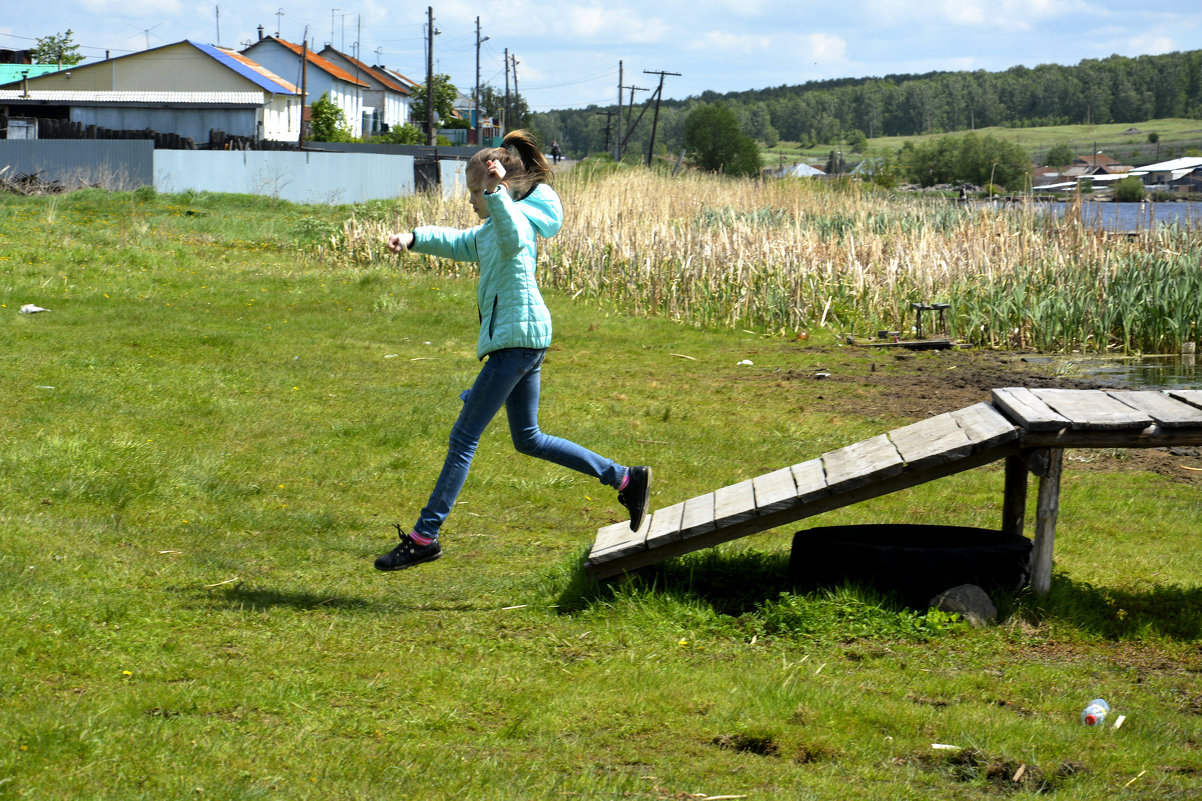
[3,1,1200,112]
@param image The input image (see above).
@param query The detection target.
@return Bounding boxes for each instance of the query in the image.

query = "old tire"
[788,524,1031,608]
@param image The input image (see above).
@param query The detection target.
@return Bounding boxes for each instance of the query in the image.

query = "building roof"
[0,41,299,96]
[318,47,411,95]
[777,162,825,177]
[1073,153,1120,167]
[247,37,369,88]
[190,41,298,95]
[0,89,267,106]
[373,66,421,90]
[0,64,60,85]
[1134,156,1202,173]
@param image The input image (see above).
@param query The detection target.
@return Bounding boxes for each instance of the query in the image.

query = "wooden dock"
[586,388,1202,593]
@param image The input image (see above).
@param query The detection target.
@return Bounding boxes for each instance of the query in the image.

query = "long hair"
[467,129,553,201]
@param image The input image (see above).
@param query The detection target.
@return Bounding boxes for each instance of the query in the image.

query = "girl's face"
[466,165,490,220]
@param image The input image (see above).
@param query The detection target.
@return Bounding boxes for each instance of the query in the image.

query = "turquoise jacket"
[411,183,562,360]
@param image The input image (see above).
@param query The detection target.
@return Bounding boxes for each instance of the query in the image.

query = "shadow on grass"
[557,549,1202,641]
[183,585,483,614]
[1020,575,1202,641]
[554,547,793,616]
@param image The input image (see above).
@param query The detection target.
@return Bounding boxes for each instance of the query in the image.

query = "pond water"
[1048,354,1201,390]
[1036,201,1202,231]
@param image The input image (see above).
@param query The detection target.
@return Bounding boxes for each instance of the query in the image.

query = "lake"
[1034,200,1202,231]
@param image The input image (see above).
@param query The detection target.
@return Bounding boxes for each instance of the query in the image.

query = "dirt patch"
[712,732,780,757]
[908,746,1086,794]
[763,346,1202,486]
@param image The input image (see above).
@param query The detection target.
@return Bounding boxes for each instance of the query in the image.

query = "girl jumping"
[376,130,650,571]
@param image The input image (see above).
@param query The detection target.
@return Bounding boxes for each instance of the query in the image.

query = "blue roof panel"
[188,40,297,95]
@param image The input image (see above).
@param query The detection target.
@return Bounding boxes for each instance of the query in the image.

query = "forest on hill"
[528,50,1202,162]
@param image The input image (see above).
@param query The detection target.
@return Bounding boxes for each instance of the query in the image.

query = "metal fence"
[153,150,415,204]
[0,140,474,203]
[0,139,154,189]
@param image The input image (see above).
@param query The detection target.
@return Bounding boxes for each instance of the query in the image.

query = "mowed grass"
[1,187,1200,800]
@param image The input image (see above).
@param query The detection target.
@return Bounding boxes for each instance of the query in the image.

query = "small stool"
[911,302,950,338]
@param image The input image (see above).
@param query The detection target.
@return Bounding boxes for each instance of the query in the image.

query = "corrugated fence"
[0,140,470,204]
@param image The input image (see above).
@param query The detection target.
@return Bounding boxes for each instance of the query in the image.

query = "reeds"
[321,169,1201,353]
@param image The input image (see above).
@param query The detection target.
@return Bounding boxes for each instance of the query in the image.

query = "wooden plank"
[1030,448,1064,596]
[1001,454,1027,538]
[1107,390,1202,428]
[752,467,798,515]
[821,434,903,493]
[679,493,716,538]
[714,480,757,527]
[951,402,1018,451]
[1167,389,1202,412]
[887,412,972,470]
[1019,426,1202,449]
[588,519,646,564]
[1031,388,1152,430]
[584,439,1020,581]
[643,502,685,550]
[790,459,829,504]
[991,387,1071,432]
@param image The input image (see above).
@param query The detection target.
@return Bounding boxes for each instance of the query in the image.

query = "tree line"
[528,49,1202,162]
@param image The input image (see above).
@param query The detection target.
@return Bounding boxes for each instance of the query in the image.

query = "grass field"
[762,117,1202,171]
[1,186,1200,800]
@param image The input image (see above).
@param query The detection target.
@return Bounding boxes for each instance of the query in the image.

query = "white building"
[242,35,369,138]
[317,47,413,136]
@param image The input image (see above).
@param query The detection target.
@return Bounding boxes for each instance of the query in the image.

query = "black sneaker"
[617,466,652,531]
[374,526,443,571]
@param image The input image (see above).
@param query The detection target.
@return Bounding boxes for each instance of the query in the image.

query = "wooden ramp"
[586,388,1202,589]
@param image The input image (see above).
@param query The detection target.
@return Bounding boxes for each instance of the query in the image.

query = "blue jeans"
[414,347,628,538]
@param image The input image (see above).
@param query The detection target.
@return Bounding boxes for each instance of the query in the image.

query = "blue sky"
[3,1,1200,110]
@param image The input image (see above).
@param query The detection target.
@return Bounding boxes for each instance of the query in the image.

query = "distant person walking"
[376,130,650,571]
[550,140,562,164]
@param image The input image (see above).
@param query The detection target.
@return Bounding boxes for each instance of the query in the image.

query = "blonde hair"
[467,129,552,201]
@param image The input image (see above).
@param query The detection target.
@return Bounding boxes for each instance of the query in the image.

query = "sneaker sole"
[374,550,443,572]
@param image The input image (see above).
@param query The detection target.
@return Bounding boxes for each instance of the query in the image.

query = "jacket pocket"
[487,296,498,340]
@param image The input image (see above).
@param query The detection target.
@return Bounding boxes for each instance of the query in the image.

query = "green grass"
[763,116,1202,168]
[1,188,1200,800]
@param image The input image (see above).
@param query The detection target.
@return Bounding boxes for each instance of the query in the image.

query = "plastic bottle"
[1081,698,1110,727]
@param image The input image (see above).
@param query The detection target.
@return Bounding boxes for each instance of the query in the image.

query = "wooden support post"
[1030,447,1063,596]
[1001,453,1027,537]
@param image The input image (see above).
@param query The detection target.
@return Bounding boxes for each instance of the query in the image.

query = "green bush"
[683,103,763,178]
[309,92,355,143]
[899,132,1031,189]
[1114,175,1146,202]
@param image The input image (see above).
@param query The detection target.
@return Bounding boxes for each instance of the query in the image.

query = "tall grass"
[322,168,1202,353]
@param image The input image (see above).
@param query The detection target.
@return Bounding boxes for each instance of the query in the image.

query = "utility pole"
[474,17,489,143]
[426,6,436,145]
[595,110,615,153]
[503,47,510,134]
[511,53,520,129]
[615,60,623,160]
[619,83,648,156]
[298,29,308,148]
[643,70,680,167]
[215,5,221,46]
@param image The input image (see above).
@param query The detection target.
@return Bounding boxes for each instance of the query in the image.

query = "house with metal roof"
[0,64,60,86]
[1129,156,1202,191]
[241,35,369,138]
[317,46,412,137]
[0,40,301,143]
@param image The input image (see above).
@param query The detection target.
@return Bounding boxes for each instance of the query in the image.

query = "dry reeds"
[321,168,1202,354]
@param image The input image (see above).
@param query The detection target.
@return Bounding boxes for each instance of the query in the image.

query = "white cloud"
[1116,33,1177,56]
